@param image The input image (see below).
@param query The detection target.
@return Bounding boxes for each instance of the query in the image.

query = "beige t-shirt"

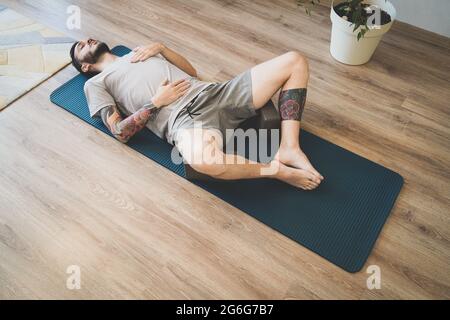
[84,51,214,142]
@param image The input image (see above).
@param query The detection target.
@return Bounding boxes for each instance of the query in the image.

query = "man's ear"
[81,63,91,73]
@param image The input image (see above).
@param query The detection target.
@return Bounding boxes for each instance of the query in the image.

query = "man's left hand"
[130,43,165,63]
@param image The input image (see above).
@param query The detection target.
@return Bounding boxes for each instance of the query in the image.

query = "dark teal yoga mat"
[50,46,403,272]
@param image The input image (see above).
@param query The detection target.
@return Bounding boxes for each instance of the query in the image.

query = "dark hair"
[70,41,83,73]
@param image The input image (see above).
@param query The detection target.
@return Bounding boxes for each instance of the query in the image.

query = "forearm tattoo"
[100,105,155,143]
[278,88,307,121]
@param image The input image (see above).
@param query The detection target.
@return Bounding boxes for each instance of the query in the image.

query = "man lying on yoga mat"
[70,39,324,190]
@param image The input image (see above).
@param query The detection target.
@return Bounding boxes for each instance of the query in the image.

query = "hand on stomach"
[152,78,191,108]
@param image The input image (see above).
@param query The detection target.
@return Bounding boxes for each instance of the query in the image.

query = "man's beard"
[85,42,111,64]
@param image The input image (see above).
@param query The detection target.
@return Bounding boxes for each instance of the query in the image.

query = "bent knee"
[286,50,309,70]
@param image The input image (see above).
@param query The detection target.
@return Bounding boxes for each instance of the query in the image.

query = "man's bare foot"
[275,146,324,180]
[273,160,321,190]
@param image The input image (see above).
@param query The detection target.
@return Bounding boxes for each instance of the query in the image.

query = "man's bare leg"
[177,128,320,190]
[250,51,323,184]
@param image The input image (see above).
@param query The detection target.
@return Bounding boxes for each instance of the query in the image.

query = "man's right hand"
[152,78,191,108]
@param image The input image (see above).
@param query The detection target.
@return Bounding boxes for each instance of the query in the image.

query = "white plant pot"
[330,0,396,65]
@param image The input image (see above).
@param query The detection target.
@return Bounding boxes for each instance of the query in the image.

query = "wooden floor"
[0,0,449,299]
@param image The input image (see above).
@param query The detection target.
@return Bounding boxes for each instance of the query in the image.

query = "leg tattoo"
[278,88,307,121]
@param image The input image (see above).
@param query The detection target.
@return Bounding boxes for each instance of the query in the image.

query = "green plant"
[335,0,371,40]
[296,0,321,16]
[296,0,387,40]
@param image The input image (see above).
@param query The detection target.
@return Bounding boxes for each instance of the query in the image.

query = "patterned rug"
[0,5,73,110]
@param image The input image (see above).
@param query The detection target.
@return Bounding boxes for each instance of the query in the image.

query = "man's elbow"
[190,68,198,78]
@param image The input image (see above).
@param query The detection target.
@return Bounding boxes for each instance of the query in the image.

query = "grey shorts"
[170,69,256,145]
